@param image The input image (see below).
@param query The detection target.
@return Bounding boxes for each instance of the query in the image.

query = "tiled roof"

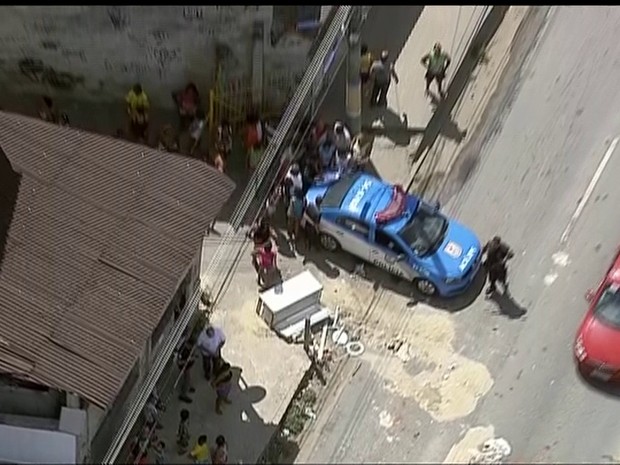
[0,112,235,408]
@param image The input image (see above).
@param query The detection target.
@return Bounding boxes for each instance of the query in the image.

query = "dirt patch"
[365,306,494,422]
[444,425,496,463]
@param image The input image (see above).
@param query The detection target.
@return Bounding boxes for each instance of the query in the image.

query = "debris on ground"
[468,437,512,464]
[353,263,366,278]
[387,337,412,363]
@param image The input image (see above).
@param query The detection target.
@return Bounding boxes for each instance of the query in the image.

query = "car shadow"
[488,290,528,320]
[575,365,620,398]
[299,244,485,313]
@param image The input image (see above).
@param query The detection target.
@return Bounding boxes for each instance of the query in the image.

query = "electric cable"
[100,6,354,463]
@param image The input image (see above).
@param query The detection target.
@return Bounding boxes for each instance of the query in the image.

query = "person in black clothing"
[176,339,195,403]
[482,236,514,296]
[302,196,323,250]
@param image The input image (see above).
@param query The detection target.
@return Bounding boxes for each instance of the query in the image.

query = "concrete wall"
[0,6,319,109]
[0,377,62,418]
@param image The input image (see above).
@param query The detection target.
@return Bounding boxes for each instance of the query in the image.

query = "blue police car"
[306,172,482,297]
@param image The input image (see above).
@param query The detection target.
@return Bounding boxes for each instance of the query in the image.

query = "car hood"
[419,220,481,279]
[580,314,620,367]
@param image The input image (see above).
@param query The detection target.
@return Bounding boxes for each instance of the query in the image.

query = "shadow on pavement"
[319,6,425,122]
[301,245,485,313]
[409,6,510,164]
[488,291,528,319]
[362,105,424,147]
[362,6,425,63]
[576,366,620,399]
[153,360,274,465]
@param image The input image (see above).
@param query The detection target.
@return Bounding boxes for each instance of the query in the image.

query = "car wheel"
[320,233,341,252]
[414,278,437,296]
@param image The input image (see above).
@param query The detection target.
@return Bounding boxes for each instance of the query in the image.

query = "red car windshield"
[594,283,620,329]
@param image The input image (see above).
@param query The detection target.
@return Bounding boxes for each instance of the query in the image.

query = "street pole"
[346,6,362,136]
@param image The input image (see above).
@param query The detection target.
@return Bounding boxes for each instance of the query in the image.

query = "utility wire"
[101,6,354,463]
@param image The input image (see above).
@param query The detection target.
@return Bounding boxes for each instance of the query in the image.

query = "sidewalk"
[154,223,311,464]
[366,6,490,188]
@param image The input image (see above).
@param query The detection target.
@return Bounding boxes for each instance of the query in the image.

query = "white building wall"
[0,6,316,108]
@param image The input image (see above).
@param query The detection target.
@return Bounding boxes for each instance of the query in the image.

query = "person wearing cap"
[369,49,399,107]
[421,42,452,98]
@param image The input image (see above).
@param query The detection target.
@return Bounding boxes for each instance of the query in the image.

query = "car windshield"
[397,203,448,257]
[594,284,620,329]
[321,172,364,209]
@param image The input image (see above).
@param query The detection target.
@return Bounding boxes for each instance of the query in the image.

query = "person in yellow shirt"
[360,44,373,101]
[126,83,149,115]
[189,434,210,464]
[125,83,150,142]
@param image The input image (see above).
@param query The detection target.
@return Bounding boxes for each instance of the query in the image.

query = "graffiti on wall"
[265,69,304,92]
[18,58,85,90]
[39,40,87,63]
[108,7,129,31]
[61,48,87,63]
[31,18,61,35]
[150,30,168,45]
[182,7,205,21]
[104,58,154,76]
[149,46,181,70]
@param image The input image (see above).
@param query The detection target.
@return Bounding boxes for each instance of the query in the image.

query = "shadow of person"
[427,90,468,143]
[228,366,267,418]
[362,106,424,147]
[489,291,527,319]
[302,251,341,279]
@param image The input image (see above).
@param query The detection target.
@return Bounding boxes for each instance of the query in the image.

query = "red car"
[575,249,620,382]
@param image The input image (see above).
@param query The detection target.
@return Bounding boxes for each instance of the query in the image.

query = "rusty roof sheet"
[0,112,235,408]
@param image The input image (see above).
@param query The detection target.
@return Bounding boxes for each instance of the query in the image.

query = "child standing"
[189,110,206,156]
[212,435,229,465]
[176,409,190,455]
[152,440,167,465]
[189,434,210,463]
[216,120,233,161]
[211,362,234,415]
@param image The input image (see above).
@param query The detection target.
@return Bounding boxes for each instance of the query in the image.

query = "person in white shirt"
[333,121,352,155]
[285,163,304,196]
[196,324,226,380]
[189,110,206,156]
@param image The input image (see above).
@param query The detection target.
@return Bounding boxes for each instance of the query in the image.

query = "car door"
[332,216,372,260]
[369,227,417,280]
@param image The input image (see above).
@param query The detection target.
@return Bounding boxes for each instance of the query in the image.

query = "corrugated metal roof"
[0,112,236,408]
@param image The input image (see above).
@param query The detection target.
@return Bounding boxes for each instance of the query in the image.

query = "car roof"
[335,173,420,229]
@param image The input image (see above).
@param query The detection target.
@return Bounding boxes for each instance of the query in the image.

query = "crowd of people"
[247,115,367,289]
[129,323,230,464]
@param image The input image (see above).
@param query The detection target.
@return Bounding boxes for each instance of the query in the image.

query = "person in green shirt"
[421,42,452,98]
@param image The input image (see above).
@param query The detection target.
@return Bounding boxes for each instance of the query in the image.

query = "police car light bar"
[375,184,406,223]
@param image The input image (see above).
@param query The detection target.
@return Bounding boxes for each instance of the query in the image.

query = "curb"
[406,5,511,193]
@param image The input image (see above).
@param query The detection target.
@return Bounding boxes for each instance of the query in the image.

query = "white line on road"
[560,136,620,244]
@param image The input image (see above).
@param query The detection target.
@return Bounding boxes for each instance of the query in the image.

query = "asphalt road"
[298,6,620,463]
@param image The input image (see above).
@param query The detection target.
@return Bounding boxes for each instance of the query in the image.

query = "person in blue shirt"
[287,187,306,246]
[319,138,337,171]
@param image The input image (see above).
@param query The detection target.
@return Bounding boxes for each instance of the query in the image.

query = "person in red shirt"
[257,241,278,288]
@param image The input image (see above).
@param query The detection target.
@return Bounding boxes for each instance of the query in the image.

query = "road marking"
[543,272,558,286]
[560,136,620,244]
[551,251,570,267]
[379,410,394,428]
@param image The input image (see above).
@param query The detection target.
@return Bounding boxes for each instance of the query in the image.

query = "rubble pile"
[468,438,512,464]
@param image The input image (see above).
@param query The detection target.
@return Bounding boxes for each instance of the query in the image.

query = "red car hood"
[581,314,620,367]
